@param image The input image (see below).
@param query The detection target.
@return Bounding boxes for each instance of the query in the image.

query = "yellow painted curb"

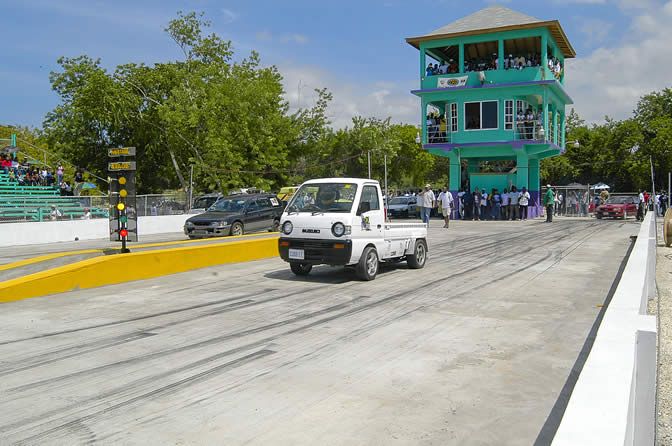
[0,232,280,274]
[0,236,280,303]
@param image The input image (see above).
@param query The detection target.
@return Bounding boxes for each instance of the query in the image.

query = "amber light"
[280,241,290,246]
[334,243,345,249]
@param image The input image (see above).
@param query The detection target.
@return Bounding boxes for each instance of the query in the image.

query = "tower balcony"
[421,65,559,91]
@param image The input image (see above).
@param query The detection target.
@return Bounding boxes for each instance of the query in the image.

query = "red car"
[595,196,638,219]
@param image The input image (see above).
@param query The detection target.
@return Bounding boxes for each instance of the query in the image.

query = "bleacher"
[0,173,108,222]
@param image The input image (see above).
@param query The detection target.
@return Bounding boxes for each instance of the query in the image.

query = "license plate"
[288,249,304,260]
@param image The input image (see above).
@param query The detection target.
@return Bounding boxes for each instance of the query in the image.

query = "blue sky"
[1,0,671,129]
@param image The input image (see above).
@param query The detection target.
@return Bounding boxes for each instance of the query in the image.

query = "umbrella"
[592,183,610,190]
[27,159,48,166]
[1,146,19,153]
[81,182,98,190]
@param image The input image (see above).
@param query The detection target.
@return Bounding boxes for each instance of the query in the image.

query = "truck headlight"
[331,222,350,237]
[282,221,293,235]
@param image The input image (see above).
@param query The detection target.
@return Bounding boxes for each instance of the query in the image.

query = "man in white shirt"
[501,188,510,220]
[480,188,488,220]
[509,186,519,220]
[438,187,454,228]
[421,184,436,227]
[439,60,448,75]
[637,191,645,221]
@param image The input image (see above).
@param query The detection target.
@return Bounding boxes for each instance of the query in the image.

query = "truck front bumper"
[278,238,353,265]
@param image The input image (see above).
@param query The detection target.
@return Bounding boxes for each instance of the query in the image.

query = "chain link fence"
[0,193,188,223]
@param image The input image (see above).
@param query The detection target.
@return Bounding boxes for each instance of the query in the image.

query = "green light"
[120,215,128,224]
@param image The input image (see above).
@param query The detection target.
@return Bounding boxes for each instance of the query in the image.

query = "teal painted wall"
[469,173,515,194]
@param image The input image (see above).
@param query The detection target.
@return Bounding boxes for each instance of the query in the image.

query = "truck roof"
[302,178,379,186]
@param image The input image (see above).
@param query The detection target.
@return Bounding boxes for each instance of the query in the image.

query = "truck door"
[357,184,384,246]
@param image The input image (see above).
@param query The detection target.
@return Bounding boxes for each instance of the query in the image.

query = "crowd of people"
[0,155,86,197]
[425,52,562,77]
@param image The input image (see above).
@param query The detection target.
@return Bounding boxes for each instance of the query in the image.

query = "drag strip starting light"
[108,146,137,247]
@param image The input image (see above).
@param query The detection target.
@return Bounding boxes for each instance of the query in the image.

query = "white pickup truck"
[278,178,428,280]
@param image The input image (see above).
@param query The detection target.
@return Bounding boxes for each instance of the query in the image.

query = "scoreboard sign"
[108,161,136,171]
[108,147,136,157]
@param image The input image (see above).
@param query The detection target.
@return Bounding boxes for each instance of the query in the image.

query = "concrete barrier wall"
[0,215,191,247]
[552,212,657,445]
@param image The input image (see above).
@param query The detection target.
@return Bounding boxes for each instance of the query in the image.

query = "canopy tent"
[591,183,610,190]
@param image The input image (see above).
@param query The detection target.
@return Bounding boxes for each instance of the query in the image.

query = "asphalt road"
[0,217,639,445]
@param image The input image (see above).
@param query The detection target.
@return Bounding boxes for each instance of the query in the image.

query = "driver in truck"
[316,188,337,208]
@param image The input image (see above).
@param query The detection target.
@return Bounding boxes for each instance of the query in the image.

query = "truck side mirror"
[357,202,371,216]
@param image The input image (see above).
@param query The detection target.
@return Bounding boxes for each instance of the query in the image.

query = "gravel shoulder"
[654,221,672,444]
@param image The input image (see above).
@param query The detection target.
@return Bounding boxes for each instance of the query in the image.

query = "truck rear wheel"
[407,239,427,269]
[290,262,312,276]
[356,246,379,281]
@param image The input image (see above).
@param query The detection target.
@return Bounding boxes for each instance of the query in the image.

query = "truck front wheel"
[407,239,427,269]
[290,262,312,276]
[356,246,379,281]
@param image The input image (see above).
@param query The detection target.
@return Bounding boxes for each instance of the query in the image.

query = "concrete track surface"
[0,218,638,445]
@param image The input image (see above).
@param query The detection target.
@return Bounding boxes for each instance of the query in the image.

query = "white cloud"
[220,8,239,24]
[280,33,309,44]
[566,3,672,124]
[255,31,309,44]
[255,31,272,41]
[278,64,419,130]
[560,0,606,4]
[577,18,614,45]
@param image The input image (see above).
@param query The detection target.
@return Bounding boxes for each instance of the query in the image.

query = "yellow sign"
[107,147,136,157]
[108,161,136,171]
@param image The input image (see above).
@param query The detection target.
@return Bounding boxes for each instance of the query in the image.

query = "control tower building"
[406,5,575,216]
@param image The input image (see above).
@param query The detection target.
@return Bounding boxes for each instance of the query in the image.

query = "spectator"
[544,185,554,223]
[510,186,519,220]
[56,162,64,186]
[637,190,645,221]
[49,205,62,221]
[80,207,92,219]
[426,64,434,76]
[457,188,465,219]
[448,59,458,74]
[519,186,530,220]
[501,188,509,220]
[439,60,448,74]
[472,186,481,221]
[438,187,454,228]
[492,188,502,220]
[526,109,535,139]
[463,188,473,220]
[554,190,561,216]
[421,184,436,226]
[480,188,488,220]
[1,155,11,174]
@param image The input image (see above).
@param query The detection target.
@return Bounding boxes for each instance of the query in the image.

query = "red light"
[120,229,128,237]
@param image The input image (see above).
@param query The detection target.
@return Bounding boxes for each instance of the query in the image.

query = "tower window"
[465,101,498,130]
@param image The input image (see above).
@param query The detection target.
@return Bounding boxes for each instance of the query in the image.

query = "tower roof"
[406,5,576,58]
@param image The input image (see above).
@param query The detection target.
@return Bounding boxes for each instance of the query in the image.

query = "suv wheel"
[230,222,244,236]
[356,246,379,281]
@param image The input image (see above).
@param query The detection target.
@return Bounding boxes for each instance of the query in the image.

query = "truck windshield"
[286,183,358,213]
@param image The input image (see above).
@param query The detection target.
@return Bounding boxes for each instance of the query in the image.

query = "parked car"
[387,196,419,218]
[188,193,223,214]
[184,193,283,238]
[595,196,638,219]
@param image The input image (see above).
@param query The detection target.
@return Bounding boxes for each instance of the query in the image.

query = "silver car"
[387,196,419,218]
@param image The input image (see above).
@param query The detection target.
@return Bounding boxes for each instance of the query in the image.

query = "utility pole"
[651,156,657,244]
[367,151,371,179]
[188,165,194,211]
[384,154,389,222]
